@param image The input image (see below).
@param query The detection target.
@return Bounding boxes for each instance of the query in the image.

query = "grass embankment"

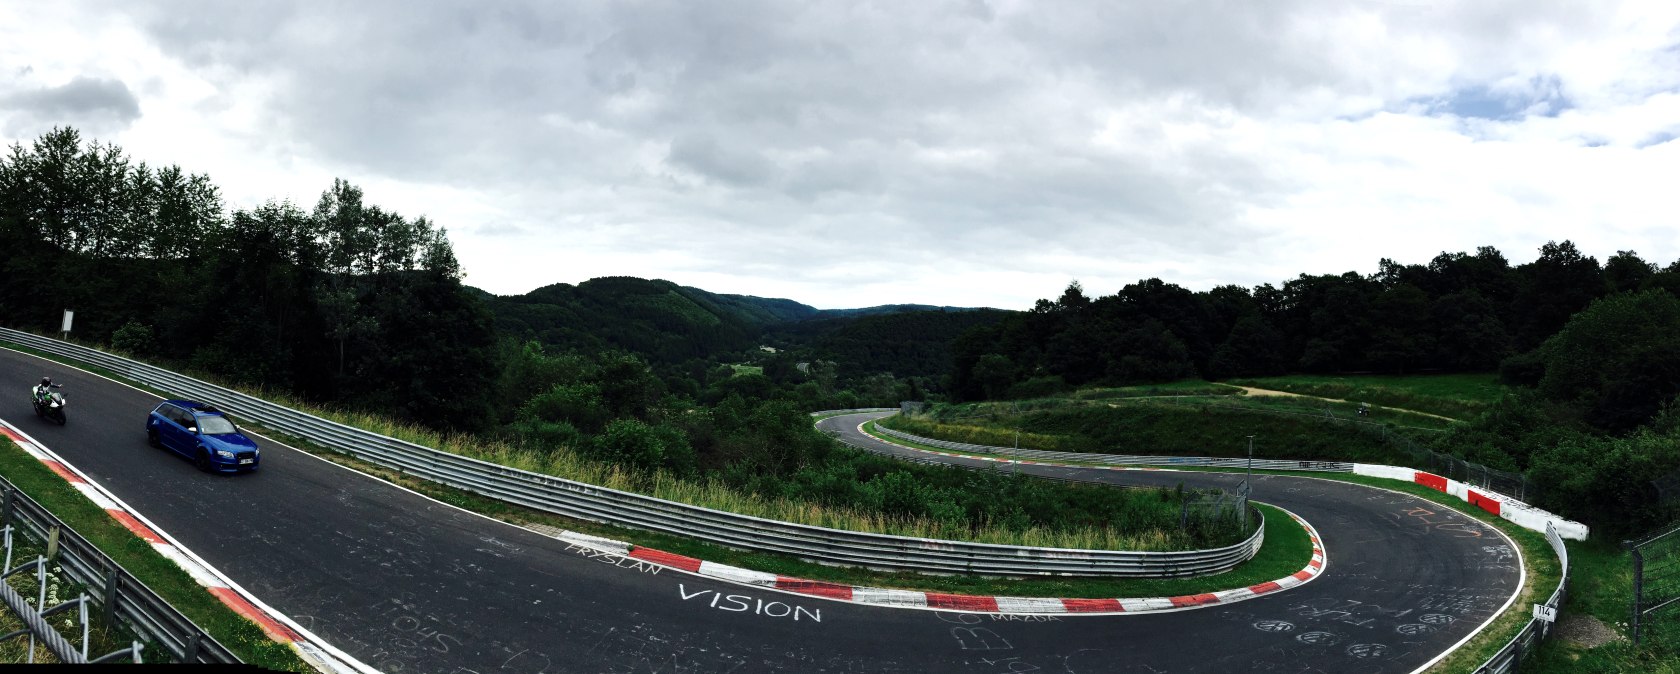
[1068,380,1246,400]
[1228,373,1504,420]
[937,390,1454,432]
[0,440,310,670]
[885,402,1436,464]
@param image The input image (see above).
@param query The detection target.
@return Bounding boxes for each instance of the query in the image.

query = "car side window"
[163,405,188,426]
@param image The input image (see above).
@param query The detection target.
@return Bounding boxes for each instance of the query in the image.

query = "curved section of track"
[0,348,1519,673]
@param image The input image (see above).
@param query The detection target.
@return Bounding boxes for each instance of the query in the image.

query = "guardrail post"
[180,632,201,663]
[1628,542,1644,646]
[102,567,119,627]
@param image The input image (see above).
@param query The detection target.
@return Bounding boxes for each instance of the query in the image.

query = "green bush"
[110,320,155,356]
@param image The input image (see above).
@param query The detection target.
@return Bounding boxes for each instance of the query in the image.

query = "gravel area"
[1556,614,1625,649]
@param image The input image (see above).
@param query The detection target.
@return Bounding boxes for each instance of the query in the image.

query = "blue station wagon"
[146,401,261,473]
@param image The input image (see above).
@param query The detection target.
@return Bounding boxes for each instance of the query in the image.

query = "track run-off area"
[0,346,1524,673]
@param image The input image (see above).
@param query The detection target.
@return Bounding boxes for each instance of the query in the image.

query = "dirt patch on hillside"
[1231,386,1459,422]
[1556,614,1625,649]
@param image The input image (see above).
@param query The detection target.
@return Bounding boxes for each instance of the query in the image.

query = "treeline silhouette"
[0,127,497,429]
[950,246,1680,408]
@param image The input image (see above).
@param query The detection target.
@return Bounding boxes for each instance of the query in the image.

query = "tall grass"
[882,415,1073,451]
[938,389,1456,431]
[1071,380,1246,400]
[276,413,1201,550]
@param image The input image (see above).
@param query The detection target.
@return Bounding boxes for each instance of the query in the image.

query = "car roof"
[161,400,226,416]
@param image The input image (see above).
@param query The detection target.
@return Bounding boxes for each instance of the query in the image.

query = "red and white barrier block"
[1351,464,1588,541]
[558,508,1327,616]
[0,420,376,674]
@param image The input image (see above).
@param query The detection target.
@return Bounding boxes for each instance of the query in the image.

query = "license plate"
[239,459,254,465]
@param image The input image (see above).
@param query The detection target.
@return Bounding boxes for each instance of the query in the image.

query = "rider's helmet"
[39,377,50,387]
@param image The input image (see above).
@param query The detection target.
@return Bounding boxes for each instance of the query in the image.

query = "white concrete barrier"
[1352,463,1588,541]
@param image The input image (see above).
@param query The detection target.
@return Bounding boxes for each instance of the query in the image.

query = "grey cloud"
[667,134,774,187]
[3,76,141,136]
[76,0,1677,300]
[472,222,529,237]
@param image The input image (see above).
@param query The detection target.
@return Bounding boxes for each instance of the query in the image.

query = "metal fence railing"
[867,424,1355,473]
[1,329,1258,578]
[1628,520,1680,645]
[0,478,235,664]
[1470,522,1569,673]
[808,408,897,417]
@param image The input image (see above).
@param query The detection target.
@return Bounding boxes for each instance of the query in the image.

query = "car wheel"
[147,428,162,448]
[195,449,212,472]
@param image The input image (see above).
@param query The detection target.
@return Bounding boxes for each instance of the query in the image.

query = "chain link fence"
[1182,480,1251,534]
[1629,521,1680,645]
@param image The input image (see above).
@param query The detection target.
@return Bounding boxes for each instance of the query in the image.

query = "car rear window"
[158,405,188,426]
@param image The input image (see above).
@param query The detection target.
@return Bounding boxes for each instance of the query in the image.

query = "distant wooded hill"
[475,276,1007,382]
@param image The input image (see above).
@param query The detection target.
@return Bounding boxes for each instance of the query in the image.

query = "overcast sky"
[3,1,1677,309]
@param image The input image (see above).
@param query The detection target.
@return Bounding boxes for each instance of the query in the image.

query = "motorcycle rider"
[33,377,61,404]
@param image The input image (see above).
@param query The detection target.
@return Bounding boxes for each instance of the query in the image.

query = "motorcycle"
[31,388,66,425]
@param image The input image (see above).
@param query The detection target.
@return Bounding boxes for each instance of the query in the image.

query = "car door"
[160,405,193,454]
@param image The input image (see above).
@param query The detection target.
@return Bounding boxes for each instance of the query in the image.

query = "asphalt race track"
[0,347,1521,673]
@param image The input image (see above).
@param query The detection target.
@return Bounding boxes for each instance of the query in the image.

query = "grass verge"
[0,437,310,670]
[1068,380,1247,399]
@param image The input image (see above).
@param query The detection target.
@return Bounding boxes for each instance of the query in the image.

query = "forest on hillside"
[949,249,1680,413]
[0,127,497,429]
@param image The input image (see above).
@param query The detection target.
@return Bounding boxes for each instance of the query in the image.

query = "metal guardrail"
[1471,521,1569,673]
[808,408,897,417]
[0,478,236,664]
[2,329,1259,578]
[868,424,1355,473]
